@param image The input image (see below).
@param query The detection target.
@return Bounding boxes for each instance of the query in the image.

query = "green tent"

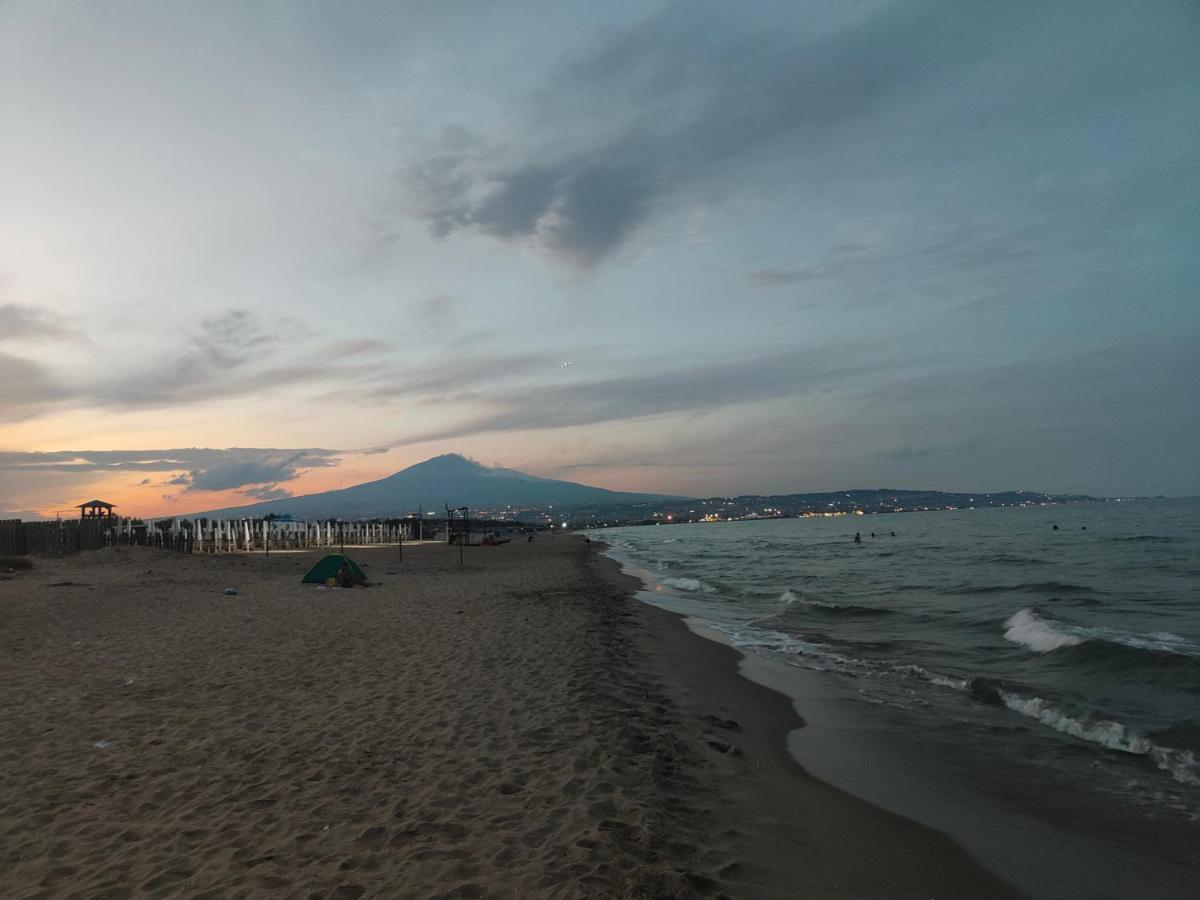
[302,554,368,586]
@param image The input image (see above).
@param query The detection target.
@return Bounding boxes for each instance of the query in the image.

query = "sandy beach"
[0,537,1018,898]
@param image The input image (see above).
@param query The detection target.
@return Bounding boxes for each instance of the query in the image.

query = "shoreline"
[585,542,1021,899]
[596,530,1200,900]
[1,536,1016,898]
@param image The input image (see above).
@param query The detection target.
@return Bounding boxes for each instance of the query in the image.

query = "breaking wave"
[998,692,1200,787]
[660,576,717,593]
[1004,608,1083,652]
[777,589,894,617]
[1005,608,1200,660]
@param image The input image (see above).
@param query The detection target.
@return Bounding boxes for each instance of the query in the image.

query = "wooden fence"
[0,519,108,555]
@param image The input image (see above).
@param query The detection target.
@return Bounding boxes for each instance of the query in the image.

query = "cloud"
[0,448,341,493]
[29,310,378,414]
[323,338,391,355]
[884,438,985,461]
[86,310,276,408]
[402,0,1186,270]
[238,484,292,501]
[322,351,560,404]
[748,268,826,286]
[389,343,888,444]
[0,303,80,343]
[0,350,65,421]
[0,501,47,521]
[184,451,325,493]
[401,2,992,266]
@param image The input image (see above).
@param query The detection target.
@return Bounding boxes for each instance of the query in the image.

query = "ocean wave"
[705,622,874,677]
[1096,630,1200,656]
[777,589,894,617]
[998,692,1200,787]
[960,581,1094,596]
[890,663,969,691]
[707,621,966,693]
[660,576,717,593]
[982,553,1047,566]
[1110,535,1174,543]
[1004,608,1083,652]
[1004,608,1200,660]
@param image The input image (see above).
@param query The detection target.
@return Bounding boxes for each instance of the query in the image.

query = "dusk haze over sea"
[1,2,1197,898]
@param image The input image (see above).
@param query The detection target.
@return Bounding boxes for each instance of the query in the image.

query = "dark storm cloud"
[407,0,1053,266]
[409,0,1189,269]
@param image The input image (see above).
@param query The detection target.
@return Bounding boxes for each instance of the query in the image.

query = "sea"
[597,497,1200,899]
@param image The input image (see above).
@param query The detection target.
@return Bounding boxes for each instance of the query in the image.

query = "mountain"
[190,454,680,520]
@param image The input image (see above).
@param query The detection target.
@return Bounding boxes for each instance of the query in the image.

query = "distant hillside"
[192,454,681,519]
[565,487,1103,526]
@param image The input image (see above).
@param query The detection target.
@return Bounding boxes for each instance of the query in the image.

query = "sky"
[1,0,1198,518]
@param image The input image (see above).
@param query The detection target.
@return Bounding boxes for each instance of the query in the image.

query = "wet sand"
[0,537,1018,898]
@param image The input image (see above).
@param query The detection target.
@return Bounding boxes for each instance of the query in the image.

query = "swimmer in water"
[854,532,862,544]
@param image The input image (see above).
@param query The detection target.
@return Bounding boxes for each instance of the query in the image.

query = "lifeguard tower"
[445,505,470,545]
[76,500,116,521]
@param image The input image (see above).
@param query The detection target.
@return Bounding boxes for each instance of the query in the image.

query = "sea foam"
[1004,608,1083,652]
[999,692,1200,787]
[1004,608,1200,658]
[661,576,717,593]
